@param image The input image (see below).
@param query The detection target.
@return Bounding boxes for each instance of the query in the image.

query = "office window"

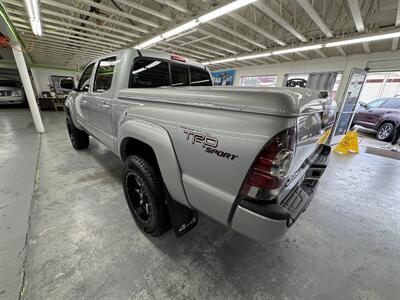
[240,75,277,87]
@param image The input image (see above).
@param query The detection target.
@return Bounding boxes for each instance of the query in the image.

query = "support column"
[12,44,44,133]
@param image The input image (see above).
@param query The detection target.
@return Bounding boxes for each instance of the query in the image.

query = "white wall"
[30,67,78,95]
[224,50,400,104]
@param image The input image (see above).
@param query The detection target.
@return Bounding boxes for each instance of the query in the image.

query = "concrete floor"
[1,108,399,300]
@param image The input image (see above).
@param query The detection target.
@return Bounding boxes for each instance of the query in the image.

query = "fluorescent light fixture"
[198,0,257,23]
[208,58,236,64]
[236,52,272,60]
[325,31,400,47]
[272,44,322,55]
[135,35,163,49]
[135,0,257,49]
[163,20,199,39]
[24,0,42,36]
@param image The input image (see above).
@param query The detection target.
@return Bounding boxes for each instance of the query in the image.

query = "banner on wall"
[211,70,235,86]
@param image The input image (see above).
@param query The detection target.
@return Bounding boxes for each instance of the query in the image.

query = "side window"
[368,99,386,108]
[94,57,117,92]
[78,63,95,92]
[171,63,189,86]
[380,98,400,109]
[190,67,212,86]
[130,59,170,88]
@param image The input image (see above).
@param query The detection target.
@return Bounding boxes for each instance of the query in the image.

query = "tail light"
[240,127,296,202]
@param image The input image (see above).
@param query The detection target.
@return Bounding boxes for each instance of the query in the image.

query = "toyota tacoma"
[63,48,335,242]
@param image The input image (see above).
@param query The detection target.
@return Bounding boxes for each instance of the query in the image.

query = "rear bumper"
[231,145,330,242]
[0,96,25,104]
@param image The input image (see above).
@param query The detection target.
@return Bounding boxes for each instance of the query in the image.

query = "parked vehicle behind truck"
[0,78,26,105]
[62,48,335,242]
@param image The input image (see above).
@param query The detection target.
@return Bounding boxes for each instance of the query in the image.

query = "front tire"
[376,122,394,141]
[66,115,89,149]
[122,155,171,236]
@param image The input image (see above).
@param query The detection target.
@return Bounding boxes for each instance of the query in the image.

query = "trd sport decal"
[182,127,239,161]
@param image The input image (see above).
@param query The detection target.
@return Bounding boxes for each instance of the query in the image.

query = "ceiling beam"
[278,54,294,62]
[16,27,121,49]
[113,0,171,21]
[254,1,308,42]
[152,0,188,13]
[391,38,399,51]
[336,46,347,56]
[18,29,118,51]
[161,42,214,59]
[296,52,309,59]
[397,0,400,26]
[197,40,238,55]
[296,0,333,37]
[179,36,211,47]
[41,18,133,43]
[79,0,159,28]
[197,29,252,52]
[346,0,365,32]
[207,21,266,49]
[40,0,149,33]
[23,38,107,56]
[228,12,286,46]
[5,6,142,39]
[362,42,371,53]
[314,48,327,58]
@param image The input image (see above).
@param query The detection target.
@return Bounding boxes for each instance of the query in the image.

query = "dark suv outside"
[352,97,400,141]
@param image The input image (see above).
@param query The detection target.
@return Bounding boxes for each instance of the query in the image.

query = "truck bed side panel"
[120,99,294,223]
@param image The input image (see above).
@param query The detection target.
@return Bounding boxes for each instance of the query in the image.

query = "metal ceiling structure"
[1,0,400,70]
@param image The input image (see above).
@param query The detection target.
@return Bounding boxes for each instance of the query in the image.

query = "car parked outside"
[0,78,26,105]
[352,97,400,141]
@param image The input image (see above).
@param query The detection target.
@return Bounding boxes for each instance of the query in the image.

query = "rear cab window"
[129,57,212,88]
[190,67,212,86]
[130,59,170,88]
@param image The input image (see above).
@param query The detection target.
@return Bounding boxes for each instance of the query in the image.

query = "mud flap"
[166,194,198,237]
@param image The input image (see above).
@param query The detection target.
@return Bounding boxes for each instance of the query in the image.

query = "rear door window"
[93,57,117,92]
[130,59,170,88]
[190,67,212,86]
[171,63,189,86]
[78,63,95,92]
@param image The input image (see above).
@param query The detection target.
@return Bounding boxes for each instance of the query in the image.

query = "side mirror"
[359,102,369,109]
[60,78,75,90]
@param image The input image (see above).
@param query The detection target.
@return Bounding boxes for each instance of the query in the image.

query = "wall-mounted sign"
[211,70,235,86]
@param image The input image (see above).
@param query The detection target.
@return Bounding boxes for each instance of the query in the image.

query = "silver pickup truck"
[63,48,335,242]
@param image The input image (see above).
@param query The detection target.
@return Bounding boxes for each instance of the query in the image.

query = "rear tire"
[376,122,394,141]
[66,115,89,149]
[122,155,171,236]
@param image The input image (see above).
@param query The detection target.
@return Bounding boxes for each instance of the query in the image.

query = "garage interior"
[1,1,400,300]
